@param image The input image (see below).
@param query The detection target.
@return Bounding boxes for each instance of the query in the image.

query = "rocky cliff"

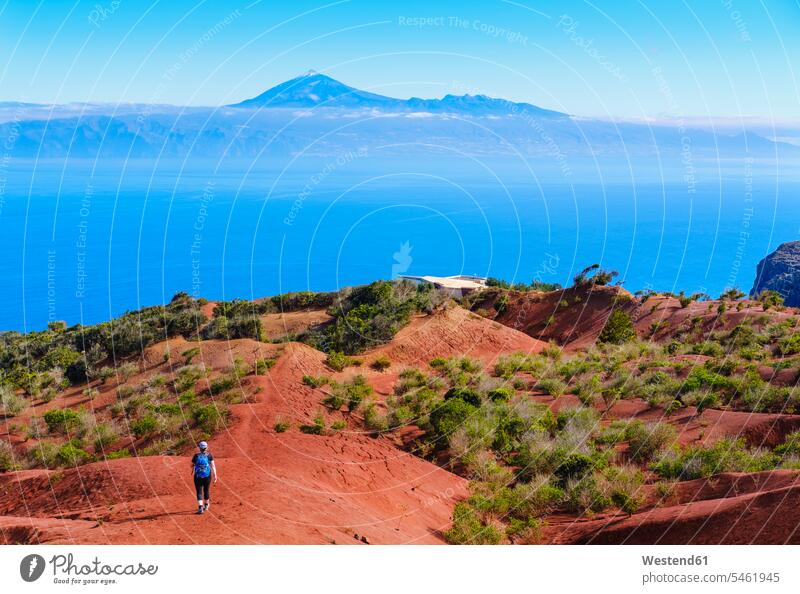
[751,241,800,306]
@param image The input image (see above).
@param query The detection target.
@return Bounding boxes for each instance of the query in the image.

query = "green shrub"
[778,334,800,356]
[536,377,567,396]
[209,374,236,395]
[444,387,482,407]
[28,442,60,468]
[624,421,676,463]
[344,375,372,411]
[690,341,724,357]
[92,422,121,450]
[493,352,545,378]
[131,414,158,438]
[362,401,388,432]
[505,516,542,543]
[494,294,509,314]
[173,364,206,392]
[444,503,503,545]
[254,358,277,375]
[595,420,632,446]
[0,440,17,471]
[429,398,477,442]
[325,351,357,372]
[269,290,337,312]
[192,404,226,433]
[182,347,201,364]
[56,441,92,466]
[605,464,644,513]
[116,385,135,399]
[43,409,82,434]
[302,375,330,388]
[369,355,392,371]
[313,281,431,354]
[82,387,100,399]
[652,438,778,480]
[322,389,345,411]
[299,414,326,435]
[775,431,800,457]
[106,448,131,460]
[758,290,784,310]
[0,386,26,416]
[599,310,636,344]
[140,438,181,456]
[684,366,734,392]
[564,473,610,513]
[486,387,513,402]
[273,420,290,433]
[682,390,721,413]
[554,453,595,485]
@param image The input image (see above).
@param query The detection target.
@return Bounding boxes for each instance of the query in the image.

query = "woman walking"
[191,441,218,514]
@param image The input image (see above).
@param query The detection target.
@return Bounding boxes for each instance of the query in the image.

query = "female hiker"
[191,441,218,514]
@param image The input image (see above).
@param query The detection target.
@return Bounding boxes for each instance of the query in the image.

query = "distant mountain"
[229,70,403,109]
[1,71,797,166]
[229,70,567,117]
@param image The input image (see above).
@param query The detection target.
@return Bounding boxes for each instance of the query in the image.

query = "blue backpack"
[194,453,211,478]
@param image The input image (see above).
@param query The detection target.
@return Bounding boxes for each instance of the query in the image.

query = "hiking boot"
[204,503,210,511]
[196,507,204,515]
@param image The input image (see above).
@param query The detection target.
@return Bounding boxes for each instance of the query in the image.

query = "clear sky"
[1,0,798,118]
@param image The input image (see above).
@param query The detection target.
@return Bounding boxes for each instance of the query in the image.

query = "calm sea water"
[1,160,797,332]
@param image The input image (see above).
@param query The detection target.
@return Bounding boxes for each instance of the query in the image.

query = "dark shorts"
[194,475,211,500]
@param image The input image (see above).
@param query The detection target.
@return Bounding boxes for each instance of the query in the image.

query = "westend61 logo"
[19,553,158,585]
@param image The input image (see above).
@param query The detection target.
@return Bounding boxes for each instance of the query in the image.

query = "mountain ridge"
[228,70,568,117]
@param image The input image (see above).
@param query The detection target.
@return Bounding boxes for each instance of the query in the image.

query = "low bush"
[624,421,676,463]
[106,448,131,460]
[598,310,636,344]
[0,440,17,471]
[302,375,330,389]
[362,401,388,433]
[444,387,482,407]
[536,377,567,396]
[775,431,800,457]
[192,404,227,434]
[778,334,800,357]
[682,389,721,413]
[429,398,477,443]
[652,438,777,480]
[43,409,82,434]
[299,414,326,435]
[604,464,644,514]
[444,502,503,545]
[28,442,60,468]
[92,422,121,450]
[369,355,392,371]
[209,374,237,395]
[173,365,206,393]
[486,387,513,402]
[56,441,92,466]
[254,358,277,375]
[0,387,26,417]
[131,414,158,438]
[324,351,359,372]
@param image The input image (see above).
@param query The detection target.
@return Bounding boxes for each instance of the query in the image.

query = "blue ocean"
[2,159,797,332]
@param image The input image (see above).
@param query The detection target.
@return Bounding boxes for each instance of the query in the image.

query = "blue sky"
[1,0,798,118]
